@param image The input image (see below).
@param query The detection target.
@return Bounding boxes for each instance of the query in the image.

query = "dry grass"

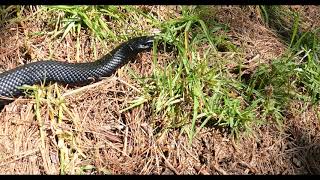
[0,5,319,175]
[282,5,320,32]
[214,6,287,65]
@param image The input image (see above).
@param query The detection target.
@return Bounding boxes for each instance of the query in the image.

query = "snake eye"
[144,39,154,48]
[138,37,154,49]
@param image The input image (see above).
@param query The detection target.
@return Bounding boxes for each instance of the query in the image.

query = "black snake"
[0,36,154,106]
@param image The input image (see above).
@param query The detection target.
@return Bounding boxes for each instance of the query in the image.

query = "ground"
[0,5,319,174]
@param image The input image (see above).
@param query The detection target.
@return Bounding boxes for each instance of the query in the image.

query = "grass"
[247,7,320,125]
[122,7,261,139]
[6,5,320,139]
[259,5,298,43]
[46,6,119,42]
[43,5,159,41]
[1,5,320,174]
[36,5,256,139]
[19,83,89,174]
[122,5,320,140]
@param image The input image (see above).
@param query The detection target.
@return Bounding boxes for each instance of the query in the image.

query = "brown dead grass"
[213,6,287,72]
[289,5,320,32]
[0,5,320,175]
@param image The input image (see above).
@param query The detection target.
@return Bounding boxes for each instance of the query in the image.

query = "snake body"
[0,36,154,100]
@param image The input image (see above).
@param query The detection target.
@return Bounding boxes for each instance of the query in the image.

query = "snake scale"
[0,36,154,105]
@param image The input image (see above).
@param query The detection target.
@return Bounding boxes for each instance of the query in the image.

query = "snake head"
[128,36,154,52]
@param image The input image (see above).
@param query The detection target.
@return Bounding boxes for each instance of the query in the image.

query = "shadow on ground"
[284,119,320,174]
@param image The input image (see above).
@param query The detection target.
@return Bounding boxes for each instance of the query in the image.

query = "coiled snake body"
[0,36,154,104]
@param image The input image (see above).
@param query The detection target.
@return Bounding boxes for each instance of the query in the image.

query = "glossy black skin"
[0,36,154,99]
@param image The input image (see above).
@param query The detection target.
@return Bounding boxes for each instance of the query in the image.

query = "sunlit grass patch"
[20,83,90,174]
